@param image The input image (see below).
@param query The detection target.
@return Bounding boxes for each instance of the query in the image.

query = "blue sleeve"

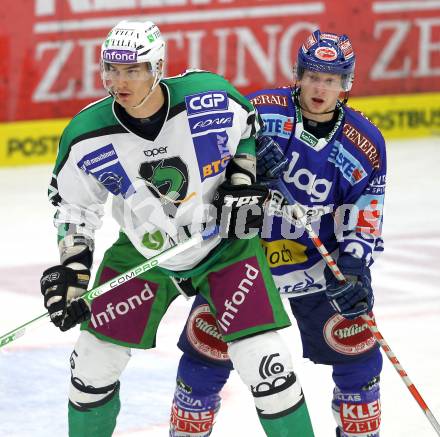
[337,133,387,267]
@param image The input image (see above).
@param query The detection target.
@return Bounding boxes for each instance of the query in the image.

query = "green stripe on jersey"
[163,70,254,114]
[54,96,120,175]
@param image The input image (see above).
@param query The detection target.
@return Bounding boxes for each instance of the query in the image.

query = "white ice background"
[0,137,439,436]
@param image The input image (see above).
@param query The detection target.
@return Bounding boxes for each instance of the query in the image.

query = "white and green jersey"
[49,71,260,271]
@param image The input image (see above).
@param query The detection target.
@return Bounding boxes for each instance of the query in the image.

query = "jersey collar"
[292,90,344,152]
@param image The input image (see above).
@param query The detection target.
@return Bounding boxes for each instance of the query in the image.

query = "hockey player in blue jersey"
[170,30,386,437]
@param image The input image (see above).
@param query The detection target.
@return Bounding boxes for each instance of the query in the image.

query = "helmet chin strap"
[293,86,349,116]
[129,83,156,110]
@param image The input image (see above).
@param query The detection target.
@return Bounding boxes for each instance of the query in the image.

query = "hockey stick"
[273,179,440,435]
[0,227,219,349]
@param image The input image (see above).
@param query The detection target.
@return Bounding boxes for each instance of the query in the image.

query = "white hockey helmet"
[101,20,165,94]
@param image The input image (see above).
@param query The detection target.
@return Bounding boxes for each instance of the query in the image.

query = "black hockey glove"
[324,255,374,320]
[40,265,91,332]
[212,180,269,239]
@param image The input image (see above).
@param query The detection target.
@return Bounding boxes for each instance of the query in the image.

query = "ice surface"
[0,137,439,436]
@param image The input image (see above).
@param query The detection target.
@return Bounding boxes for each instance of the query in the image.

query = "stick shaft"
[1,230,217,349]
[274,179,440,435]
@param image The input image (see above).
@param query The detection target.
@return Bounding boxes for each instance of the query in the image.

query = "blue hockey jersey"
[247,87,387,297]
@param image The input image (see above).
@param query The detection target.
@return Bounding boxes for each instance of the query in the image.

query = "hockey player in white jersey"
[39,20,315,437]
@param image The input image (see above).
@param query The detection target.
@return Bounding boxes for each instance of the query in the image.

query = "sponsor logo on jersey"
[78,143,135,198]
[299,130,319,148]
[143,146,168,157]
[328,141,367,185]
[90,283,154,329]
[315,46,338,61]
[193,130,231,180]
[185,91,228,115]
[343,123,381,169]
[261,114,293,139]
[202,155,231,179]
[277,270,324,294]
[188,112,234,134]
[142,230,165,250]
[80,146,116,167]
[102,49,137,63]
[186,304,229,361]
[365,174,386,195]
[138,156,194,215]
[210,258,274,335]
[88,267,158,344]
[217,263,259,333]
[284,151,333,202]
[98,172,123,194]
[355,194,384,236]
[323,313,376,355]
[249,94,288,108]
[261,239,308,268]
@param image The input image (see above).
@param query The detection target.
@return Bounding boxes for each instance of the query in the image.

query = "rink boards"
[0,91,439,167]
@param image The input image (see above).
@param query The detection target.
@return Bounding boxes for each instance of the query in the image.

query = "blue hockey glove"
[256,136,288,180]
[324,255,374,319]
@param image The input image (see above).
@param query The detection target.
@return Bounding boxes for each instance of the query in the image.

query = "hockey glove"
[212,180,269,239]
[40,265,91,331]
[256,136,289,180]
[324,255,374,320]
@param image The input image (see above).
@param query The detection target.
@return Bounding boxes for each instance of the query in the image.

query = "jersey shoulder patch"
[344,106,385,147]
[247,86,292,109]
[163,70,252,113]
[54,96,122,173]
[342,107,386,170]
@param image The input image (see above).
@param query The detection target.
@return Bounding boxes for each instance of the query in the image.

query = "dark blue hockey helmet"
[296,30,355,91]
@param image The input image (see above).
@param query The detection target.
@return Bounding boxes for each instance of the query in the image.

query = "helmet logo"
[338,39,354,60]
[320,33,339,43]
[304,33,318,51]
[315,47,337,61]
[102,49,137,63]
